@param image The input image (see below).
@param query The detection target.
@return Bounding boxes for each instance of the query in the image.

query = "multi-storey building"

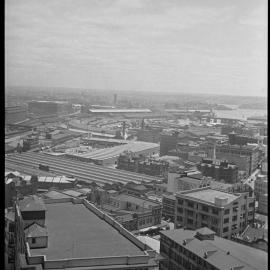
[215,144,261,175]
[258,194,268,215]
[197,158,238,183]
[160,131,179,156]
[175,187,255,239]
[254,175,268,200]
[228,132,258,146]
[162,194,176,222]
[160,227,267,270]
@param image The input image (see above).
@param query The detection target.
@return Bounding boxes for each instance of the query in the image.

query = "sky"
[5,0,268,96]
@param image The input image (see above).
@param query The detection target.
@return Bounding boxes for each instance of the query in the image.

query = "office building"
[160,227,267,270]
[14,196,159,270]
[175,187,255,239]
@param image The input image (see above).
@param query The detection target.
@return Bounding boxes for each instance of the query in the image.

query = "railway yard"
[5,152,162,186]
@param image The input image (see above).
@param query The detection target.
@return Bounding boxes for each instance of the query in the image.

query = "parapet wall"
[26,198,155,269]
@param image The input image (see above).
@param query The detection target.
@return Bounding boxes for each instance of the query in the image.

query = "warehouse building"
[66,141,160,166]
[14,196,159,270]
[28,100,72,116]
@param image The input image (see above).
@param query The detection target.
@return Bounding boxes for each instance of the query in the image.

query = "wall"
[26,236,47,249]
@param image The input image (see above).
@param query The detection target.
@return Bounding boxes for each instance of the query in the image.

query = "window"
[249,202,255,208]
[212,208,219,215]
[177,207,183,213]
[224,209,230,215]
[187,210,193,217]
[32,238,36,244]
[187,201,194,208]
[177,216,183,222]
[223,227,228,233]
[232,215,237,221]
[178,199,183,205]
[224,218,229,224]
[202,205,209,212]
[187,218,193,225]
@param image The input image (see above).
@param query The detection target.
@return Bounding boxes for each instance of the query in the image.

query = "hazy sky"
[5,0,267,96]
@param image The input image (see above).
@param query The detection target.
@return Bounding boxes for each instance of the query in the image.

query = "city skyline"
[5,0,267,97]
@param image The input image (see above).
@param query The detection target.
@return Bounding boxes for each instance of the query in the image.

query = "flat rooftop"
[177,188,239,205]
[161,228,267,270]
[67,141,159,161]
[89,109,151,113]
[114,194,160,208]
[30,202,144,260]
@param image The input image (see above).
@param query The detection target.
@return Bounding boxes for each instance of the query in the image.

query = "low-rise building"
[175,187,255,239]
[160,227,267,270]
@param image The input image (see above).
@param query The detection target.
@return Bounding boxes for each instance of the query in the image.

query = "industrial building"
[89,108,152,115]
[28,100,72,116]
[160,227,267,270]
[13,196,159,270]
[197,158,238,183]
[66,140,160,166]
[174,187,255,239]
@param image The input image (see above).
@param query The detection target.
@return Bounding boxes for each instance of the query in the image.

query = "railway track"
[16,152,159,182]
[6,152,161,185]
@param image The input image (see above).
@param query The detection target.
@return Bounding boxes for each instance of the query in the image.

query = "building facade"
[175,187,255,239]
[160,227,267,270]
[197,158,238,183]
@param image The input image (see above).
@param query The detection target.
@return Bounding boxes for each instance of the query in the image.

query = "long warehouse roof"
[67,141,159,161]
[89,109,152,113]
[5,152,162,185]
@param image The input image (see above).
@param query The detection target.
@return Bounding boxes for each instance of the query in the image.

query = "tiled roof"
[161,228,267,270]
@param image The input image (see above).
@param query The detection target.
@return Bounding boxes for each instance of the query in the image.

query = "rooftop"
[30,202,145,260]
[18,195,46,212]
[114,194,160,208]
[177,187,239,205]
[161,228,267,270]
[67,141,159,161]
[89,109,152,113]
